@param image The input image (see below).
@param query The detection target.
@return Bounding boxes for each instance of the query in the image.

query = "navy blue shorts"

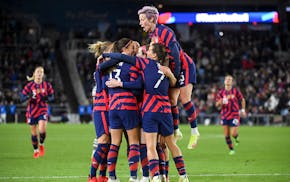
[142,112,174,137]
[27,114,47,125]
[94,111,109,138]
[221,119,240,127]
[109,110,139,130]
[179,52,196,87]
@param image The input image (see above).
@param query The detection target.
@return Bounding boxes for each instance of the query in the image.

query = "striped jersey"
[93,64,108,112]
[216,87,244,120]
[21,81,54,118]
[150,24,181,78]
[108,62,140,111]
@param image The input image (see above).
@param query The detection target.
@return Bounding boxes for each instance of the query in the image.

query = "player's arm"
[159,65,176,87]
[168,41,181,79]
[215,93,223,108]
[19,85,35,102]
[98,58,120,71]
[102,53,140,68]
[106,71,143,89]
[159,27,181,79]
[42,83,54,102]
[240,98,246,117]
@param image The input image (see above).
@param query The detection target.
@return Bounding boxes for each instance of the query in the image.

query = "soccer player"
[215,75,246,155]
[88,41,112,182]
[138,6,200,149]
[99,38,142,182]
[101,43,190,182]
[20,66,54,158]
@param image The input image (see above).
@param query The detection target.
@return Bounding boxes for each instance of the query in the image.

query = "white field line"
[1,173,290,180]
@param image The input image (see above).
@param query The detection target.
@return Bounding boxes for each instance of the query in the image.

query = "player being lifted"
[215,75,246,155]
[20,66,54,158]
[138,6,200,149]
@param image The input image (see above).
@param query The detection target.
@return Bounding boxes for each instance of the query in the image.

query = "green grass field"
[0,123,290,182]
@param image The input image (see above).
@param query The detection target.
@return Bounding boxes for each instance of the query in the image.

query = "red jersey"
[216,87,244,120]
[21,81,54,119]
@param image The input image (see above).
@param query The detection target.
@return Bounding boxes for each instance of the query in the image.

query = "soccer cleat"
[229,150,235,155]
[187,134,199,149]
[151,176,161,182]
[139,176,150,182]
[39,145,45,157]
[108,178,120,182]
[33,151,40,159]
[88,176,97,182]
[174,128,183,141]
[159,174,166,182]
[234,138,239,146]
[128,177,139,182]
[97,176,108,182]
[178,176,189,182]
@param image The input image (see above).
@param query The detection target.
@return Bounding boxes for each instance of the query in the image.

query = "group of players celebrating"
[19,5,246,182]
[88,6,200,182]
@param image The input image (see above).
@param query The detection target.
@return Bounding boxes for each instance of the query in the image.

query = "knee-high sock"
[31,135,38,150]
[107,144,120,179]
[39,132,46,145]
[173,156,186,176]
[183,101,197,128]
[156,143,166,176]
[128,144,140,178]
[149,159,160,178]
[140,144,149,177]
[90,143,109,177]
[225,136,233,150]
[171,105,180,130]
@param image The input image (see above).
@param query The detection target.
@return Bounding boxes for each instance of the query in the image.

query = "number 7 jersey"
[134,57,171,113]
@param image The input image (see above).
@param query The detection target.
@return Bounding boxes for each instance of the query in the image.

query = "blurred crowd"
[0,10,67,106]
[1,8,289,117]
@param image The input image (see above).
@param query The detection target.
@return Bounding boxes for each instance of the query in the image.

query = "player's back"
[141,58,171,113]
[108,62,138,110]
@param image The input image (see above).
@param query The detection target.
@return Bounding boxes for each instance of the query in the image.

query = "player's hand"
[105,78,122,88]
[240,109,247,118]
[222,97,228,104]
[159,65,171,76]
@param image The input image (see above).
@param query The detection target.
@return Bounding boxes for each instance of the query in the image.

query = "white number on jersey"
[154,70,165,88]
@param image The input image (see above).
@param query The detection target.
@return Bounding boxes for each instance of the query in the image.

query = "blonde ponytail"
[88,41,112,58]
[26,75,34,81]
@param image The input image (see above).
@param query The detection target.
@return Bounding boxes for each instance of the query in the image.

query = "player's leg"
[168,88,183,141]
[140,128,150,182]
[223,123,234,155]
[163,134,189,182]
[38,118,47,157]
[231,125,239,146]
[107,128,122,181]
[126,127,140,182]
[158,136,170,182]
[144,132,160,181]
[90,111,110,181]
[30,123,39,158]
[180,84,199,149]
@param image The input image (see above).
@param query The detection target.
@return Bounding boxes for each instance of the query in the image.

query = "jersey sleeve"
[236,89,244,101]
[158,26,181,78]
[47,82,54,102]
[98,58,120,71]
[215,90,222,101]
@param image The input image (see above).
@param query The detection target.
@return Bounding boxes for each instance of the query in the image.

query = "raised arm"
[102,53,138,67]
[98,58,120,71]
